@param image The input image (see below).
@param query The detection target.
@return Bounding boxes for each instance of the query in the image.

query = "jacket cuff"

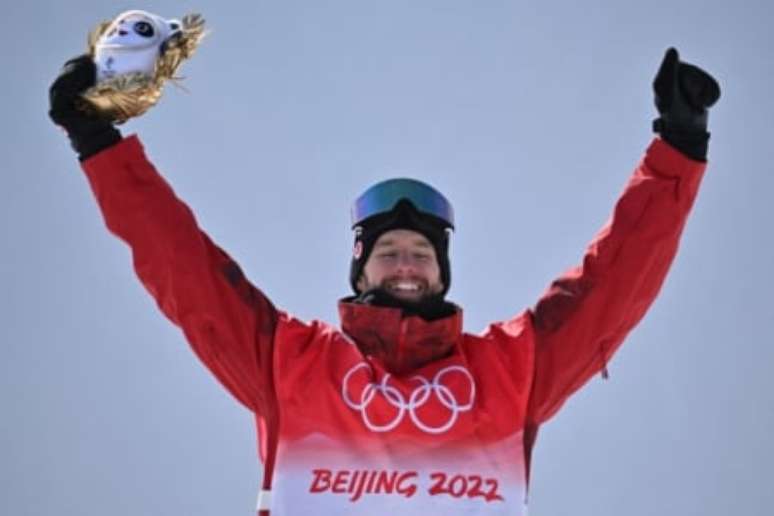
[642,137,707,202]
[645,137,707,178]
[81,134,144,171]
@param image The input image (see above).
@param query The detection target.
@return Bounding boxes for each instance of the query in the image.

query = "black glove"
[652,47,721,162]
[49,55,122,161]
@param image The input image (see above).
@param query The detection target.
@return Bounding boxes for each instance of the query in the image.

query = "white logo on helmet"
[341,362,475,434]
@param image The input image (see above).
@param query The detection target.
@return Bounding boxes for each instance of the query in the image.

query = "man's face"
[357,229,443,303]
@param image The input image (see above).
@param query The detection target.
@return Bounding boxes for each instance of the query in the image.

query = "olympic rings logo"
[341,362,476,434]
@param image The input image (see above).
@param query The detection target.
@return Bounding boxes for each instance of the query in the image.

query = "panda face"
[99,11,167,50]
[94,10,185,82]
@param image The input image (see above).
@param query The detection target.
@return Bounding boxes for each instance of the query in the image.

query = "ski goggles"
[351,178,454,229]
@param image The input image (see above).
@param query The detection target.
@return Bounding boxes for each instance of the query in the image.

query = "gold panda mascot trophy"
[80,10,206,123]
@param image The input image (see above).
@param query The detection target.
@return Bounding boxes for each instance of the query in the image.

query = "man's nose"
[395,252,418,271]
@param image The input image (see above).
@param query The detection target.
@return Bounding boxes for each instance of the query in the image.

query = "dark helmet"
[349,178,454,295]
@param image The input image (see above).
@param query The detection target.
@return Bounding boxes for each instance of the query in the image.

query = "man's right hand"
[49,55,122,161]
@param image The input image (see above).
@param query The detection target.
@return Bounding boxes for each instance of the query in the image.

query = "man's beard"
[353,283,454,321]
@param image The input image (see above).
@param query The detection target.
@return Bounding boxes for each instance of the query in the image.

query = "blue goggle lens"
[351,178,454,229]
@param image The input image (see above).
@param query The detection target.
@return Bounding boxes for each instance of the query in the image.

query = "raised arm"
[526,48,720,424]
[50,56,279,416]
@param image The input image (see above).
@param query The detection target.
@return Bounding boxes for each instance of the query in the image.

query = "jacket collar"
[338,300,463,375]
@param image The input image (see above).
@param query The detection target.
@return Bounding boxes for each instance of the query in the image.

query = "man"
[49,48,719,515]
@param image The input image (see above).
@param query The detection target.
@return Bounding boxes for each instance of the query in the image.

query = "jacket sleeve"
[526,138,706,424]
[81,135,279,415]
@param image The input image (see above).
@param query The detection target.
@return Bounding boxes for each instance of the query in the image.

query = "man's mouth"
[385,280,425,297]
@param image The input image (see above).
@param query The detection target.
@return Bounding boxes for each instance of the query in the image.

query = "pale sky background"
[2,1,773,515]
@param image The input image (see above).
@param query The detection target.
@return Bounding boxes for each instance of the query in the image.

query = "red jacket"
[82,136,705,515]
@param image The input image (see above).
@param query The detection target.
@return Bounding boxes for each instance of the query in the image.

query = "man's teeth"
[391,282,420,291]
